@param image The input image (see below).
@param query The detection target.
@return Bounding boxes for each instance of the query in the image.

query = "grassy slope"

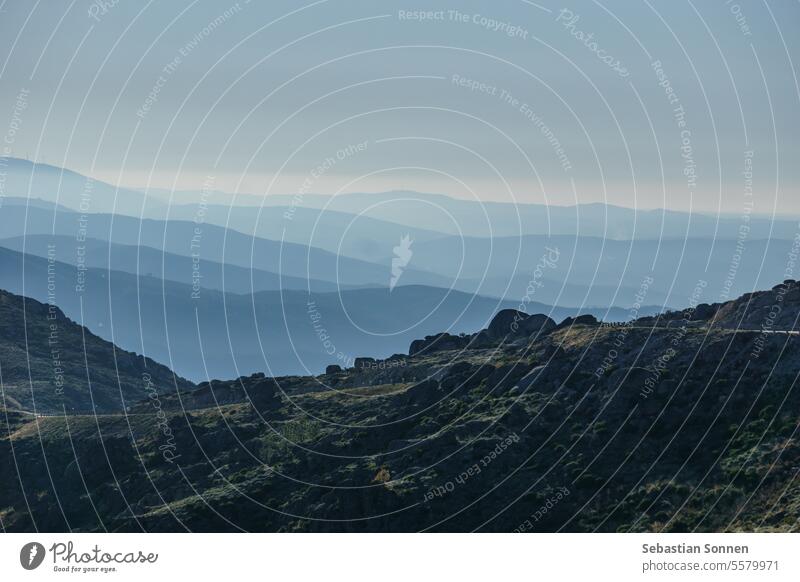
[1,283,798,532]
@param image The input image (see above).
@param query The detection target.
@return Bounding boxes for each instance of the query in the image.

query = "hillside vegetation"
[1,282,798,532]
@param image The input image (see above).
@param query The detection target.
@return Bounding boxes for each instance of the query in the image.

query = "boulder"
[556,314,598,329]
[692,303,717,321]
[486,310,556,340]
[409,332,471,356]
[354,357,376,369]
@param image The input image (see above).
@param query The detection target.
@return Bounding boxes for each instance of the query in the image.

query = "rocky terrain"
[0,290,192,413]
[0,281,798,532]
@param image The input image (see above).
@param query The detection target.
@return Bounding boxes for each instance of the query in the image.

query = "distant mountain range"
[0,201,451,288]
[0,247,658,382]
[1,196,795,309]
[1,157,796,382]
[3,157,799,241]
[0,234,345,294]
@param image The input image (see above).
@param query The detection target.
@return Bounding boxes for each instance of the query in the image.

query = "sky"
[0,0,798,213]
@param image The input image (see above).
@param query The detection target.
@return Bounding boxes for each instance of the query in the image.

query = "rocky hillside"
[0,289,193,413]
[0,282,798,532]
[637,279,800,331]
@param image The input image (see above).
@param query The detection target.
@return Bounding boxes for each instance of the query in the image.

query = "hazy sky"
[1,0,798,213]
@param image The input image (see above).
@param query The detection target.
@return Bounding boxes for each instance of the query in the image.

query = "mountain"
[0,289,193,413]
[1,282,797,532]
[0,202,452,289]
[638,280,800,331]
[145,203,448,264]
[0,234,344,294]
[251,190,800,240]
[4,158,799,243]
[0,247,654,381]
[4,198,795,310]
[0,157,152,216]
[385,234,799,307]
[3,159,798,311]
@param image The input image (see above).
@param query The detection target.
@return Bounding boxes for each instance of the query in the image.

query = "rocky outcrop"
[409,332,472,356]
[354,357,376,369]
[486,309,557,339]
[712,280,799,330]
[407,311,557,355]
[554,314,598,329]
[635,280,799,331]
[136,374,281,412]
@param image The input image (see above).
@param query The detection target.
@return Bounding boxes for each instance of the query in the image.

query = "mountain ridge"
[0,288,193,413]
[1,282,798,532]
[3,158,799,238]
